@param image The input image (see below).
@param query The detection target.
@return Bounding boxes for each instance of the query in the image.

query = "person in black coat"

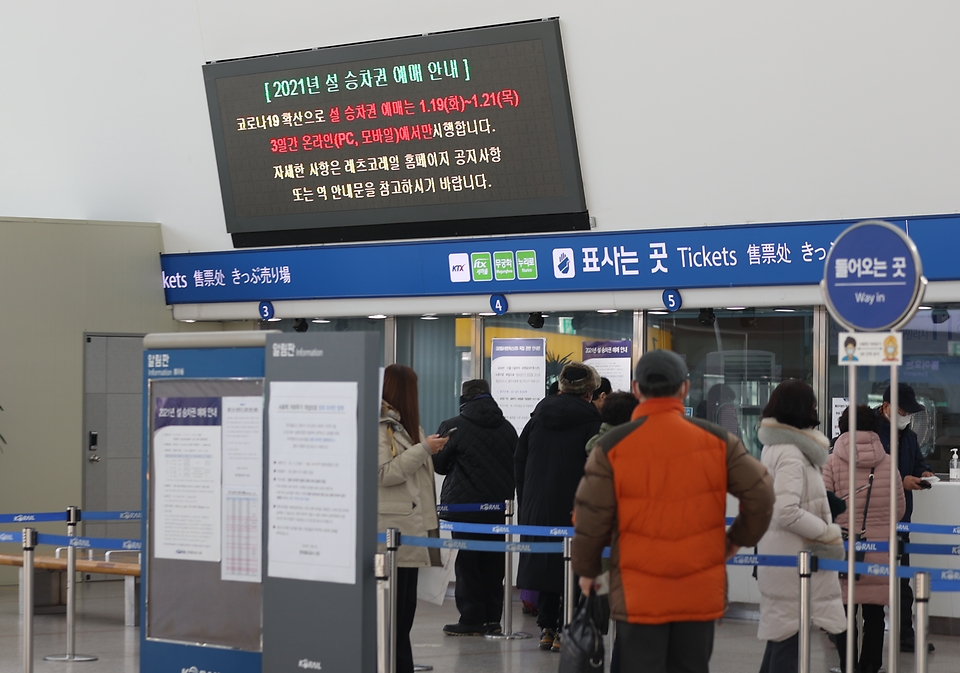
[874,383,935,653]
[435,379,517,636]
[515,362,601,651]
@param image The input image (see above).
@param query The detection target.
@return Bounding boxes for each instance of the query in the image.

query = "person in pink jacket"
[822,405,906,673]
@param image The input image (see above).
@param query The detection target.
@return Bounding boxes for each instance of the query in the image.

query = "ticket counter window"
[481,311,634,395]
[828,305,960,473]
[647,307,815,458]
[396,315,474,436]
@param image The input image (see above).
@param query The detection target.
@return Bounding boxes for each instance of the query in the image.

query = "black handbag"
[559,590,605,673]
[840,467,874,581]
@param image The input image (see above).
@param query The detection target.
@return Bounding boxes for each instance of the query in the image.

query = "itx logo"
[552,248,575,279]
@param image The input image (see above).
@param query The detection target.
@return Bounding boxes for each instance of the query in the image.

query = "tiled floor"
[0,581,956,672]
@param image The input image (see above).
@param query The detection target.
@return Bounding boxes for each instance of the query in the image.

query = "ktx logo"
[448,253,470,283]
[163,272,188,289]
[552,248,575,279]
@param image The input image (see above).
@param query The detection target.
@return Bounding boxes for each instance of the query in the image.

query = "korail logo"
[552,248,575,279]
[181,667,219,673]
[448,253,470,283]
[13,515,35,522]
[119,511,141,520]
[122,540,142,551]
[298,659,323,670]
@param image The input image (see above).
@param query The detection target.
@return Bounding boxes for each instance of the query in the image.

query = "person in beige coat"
[378,364,447,673]
[822,404,906,673]
[755,380,846,673]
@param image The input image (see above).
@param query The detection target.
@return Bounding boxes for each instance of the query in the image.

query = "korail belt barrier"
[0,507,143,673]
[423,502,960,673]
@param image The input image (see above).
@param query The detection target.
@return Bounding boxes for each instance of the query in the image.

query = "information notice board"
[147,378,264,652]
[203,19,586,246]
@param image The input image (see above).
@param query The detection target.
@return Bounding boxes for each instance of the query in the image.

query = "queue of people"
[377,356,931,673]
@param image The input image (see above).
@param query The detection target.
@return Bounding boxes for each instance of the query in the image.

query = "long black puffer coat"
[515,393,601,593]
[434,394,518,524]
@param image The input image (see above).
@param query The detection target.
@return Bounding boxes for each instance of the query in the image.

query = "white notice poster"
[832,397,850,440]
[268,381,359,584]
[153,397,223,562]
[221,396,264,582]
[582,340,633,393]
[490,338,546,434]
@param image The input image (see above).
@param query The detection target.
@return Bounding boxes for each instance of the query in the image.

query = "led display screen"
[203,19,586,247]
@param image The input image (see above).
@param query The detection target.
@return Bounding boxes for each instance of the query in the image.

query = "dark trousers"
[453,531,505,624]
[396,567,419,673]
[536,584,582,630]
[758,633,798,673]
[616,619,714,673]
[900,538,916,644]
[834,604,885,673]
[537,591,562,630]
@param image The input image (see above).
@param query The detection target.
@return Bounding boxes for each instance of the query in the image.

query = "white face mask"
[896,413,912,430]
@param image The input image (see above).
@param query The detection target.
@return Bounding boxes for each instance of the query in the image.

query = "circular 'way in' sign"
[821,220,925,332]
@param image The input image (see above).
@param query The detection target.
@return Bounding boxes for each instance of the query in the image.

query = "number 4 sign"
[490,294,508,315]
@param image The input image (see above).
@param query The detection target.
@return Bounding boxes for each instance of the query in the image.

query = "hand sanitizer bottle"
[951,448,960,482]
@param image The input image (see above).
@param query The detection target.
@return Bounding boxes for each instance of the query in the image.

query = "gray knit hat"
[558,362,601,396]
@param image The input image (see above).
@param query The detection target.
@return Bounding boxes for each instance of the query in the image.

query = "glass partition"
[482,311,634,393]
[828,305,960,473]
[646,307,815,457]
[396,315,474,436]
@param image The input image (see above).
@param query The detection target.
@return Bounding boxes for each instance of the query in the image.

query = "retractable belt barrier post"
[22,528,36,673]
[798,551,813,673]
[44,506,97,663]
[563,537,574,627]
[385,528,400,673]
[485,501,530,641]
[915,572,930,673]
[375,553,388,673]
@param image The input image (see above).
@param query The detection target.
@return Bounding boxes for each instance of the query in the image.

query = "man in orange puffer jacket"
[572,349,774,672]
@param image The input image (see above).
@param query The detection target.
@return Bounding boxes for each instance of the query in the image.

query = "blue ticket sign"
[822,220,925,331]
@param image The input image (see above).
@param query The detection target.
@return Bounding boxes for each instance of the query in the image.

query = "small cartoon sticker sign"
[838,331,902,366]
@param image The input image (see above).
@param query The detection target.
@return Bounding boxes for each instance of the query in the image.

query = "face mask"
[896,414,912,430]
[846,347,855,357]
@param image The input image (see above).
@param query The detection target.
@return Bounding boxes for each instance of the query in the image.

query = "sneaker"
[539,628,557,650]
[551,631,562,653]
[443,622,485,636]
[484,622,503,635]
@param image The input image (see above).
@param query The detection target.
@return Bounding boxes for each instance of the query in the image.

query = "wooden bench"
[0,553,140,626]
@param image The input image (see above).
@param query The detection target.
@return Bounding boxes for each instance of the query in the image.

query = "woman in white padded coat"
[755,380,846,673]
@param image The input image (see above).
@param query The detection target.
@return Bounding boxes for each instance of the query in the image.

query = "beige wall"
[0,217,210,582]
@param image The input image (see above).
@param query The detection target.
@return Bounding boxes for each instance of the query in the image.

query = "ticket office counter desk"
[726,483,960,632]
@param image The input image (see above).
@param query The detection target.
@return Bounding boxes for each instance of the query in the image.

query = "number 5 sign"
[662,289,682,312]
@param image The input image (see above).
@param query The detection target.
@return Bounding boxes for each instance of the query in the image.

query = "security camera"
[527,313,545,329]
[293,318,309,332]
[698,308,716,327]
